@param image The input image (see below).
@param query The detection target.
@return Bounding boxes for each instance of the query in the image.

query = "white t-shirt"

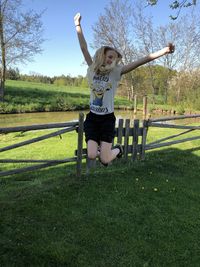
[87,65,123,115]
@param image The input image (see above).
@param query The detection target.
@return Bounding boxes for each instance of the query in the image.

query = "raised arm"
[74,13,93,66]
[121,43,175,75]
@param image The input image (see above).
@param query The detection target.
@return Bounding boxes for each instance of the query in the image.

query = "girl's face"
[104,50,118,67]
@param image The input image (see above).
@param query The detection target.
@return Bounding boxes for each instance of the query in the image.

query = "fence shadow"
[1,144,199,183]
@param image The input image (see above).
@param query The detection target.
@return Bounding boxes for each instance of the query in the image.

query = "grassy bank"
[2,80,198,114]
[0,127,200,266]
[1,80,132,114]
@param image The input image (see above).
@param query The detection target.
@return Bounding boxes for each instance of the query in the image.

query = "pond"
[0,110,199,128]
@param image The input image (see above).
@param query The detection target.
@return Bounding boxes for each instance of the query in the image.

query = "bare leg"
[87,140,99,160]
[99,141,120,165]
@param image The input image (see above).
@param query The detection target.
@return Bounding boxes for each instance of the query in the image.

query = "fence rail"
[146,114,200,151]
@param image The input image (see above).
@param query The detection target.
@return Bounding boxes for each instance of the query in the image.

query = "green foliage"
[147,0,158,5]
[176,105,185,114]
[147,0,197,19]
[168,70,200,111]
[147,0,196,8]
[120,65,177,101]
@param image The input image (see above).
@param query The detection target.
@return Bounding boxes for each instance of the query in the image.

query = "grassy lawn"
[0,126,200,266]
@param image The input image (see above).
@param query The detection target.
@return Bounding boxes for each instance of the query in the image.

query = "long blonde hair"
[91,46,122,74]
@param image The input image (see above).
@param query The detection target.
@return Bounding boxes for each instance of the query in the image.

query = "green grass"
[1,80,199,114]
[0,127,200,266]
[1,80,133,114]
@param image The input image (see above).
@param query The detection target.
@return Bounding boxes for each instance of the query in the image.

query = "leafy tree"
[146,0,197,19]
[93,0,200,104]
[0,0,44,101]
[6,67,20,80]
[168,69,200,110]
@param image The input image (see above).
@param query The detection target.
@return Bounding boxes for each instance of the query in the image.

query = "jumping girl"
[74,12,175,166]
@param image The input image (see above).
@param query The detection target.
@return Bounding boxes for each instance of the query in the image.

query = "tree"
[92,0,176,102]
[92,0,142,100]
[146,0,197,19]
[0,0,44,101]
[92,0,200,104]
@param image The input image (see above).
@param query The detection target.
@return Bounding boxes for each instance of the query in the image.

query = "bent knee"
[87,151,97,160]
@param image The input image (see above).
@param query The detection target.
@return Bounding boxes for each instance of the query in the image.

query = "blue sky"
[18,0,193,77]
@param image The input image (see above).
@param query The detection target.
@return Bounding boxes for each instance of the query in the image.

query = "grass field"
[0,80,199,115]
[0,80,132,114]
[0,126,200,266]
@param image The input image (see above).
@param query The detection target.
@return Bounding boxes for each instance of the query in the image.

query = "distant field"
[0,80,132,114]
[1,80,199,114]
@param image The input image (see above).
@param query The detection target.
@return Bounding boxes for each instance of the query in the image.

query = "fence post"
[76,112,84,177]
[132,119,139,161]
[117,119,124,145]
[124,119,130,161]
[141,119,148,160]
[143,95,147,120]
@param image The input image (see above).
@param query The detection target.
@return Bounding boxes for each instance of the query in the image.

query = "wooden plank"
[0,121,78,134]
[124,119,130,160]
[148,129,194,146]
[0,126,77,153]
[76,113,84,177]
[115,127,143,136]
[145,135,200,150]
[141,120,148,160]
[80,145,144,159]
[0,157,86,163]
[117,119,123,144]
[0,157,77,177]
[149,114,200,123]
[148,122,200,130]
[132,119,139,161]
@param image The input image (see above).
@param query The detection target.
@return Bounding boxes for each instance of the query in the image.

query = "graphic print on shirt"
[90,74,112,108]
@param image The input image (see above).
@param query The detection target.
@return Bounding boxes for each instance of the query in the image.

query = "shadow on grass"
[0,147,200,266]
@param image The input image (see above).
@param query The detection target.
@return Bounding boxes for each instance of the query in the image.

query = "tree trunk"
[0,80,4,101]
[0,9,6,102]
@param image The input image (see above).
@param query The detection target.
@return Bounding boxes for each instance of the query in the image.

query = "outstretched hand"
[74,13,81,26]
[166,43,175,54]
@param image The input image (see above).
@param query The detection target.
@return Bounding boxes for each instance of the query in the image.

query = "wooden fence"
[77,117,147,172]
[0,113,199,177]
[0,113,145,177]
[145,114,200,151]
[0,113,84,177]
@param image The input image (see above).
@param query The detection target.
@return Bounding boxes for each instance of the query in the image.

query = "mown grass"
[0,127,200,266]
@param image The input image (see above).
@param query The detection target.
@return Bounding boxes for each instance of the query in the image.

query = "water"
[0,110,199,128]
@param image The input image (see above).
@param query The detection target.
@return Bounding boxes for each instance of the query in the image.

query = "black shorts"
[84,111,116,145]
